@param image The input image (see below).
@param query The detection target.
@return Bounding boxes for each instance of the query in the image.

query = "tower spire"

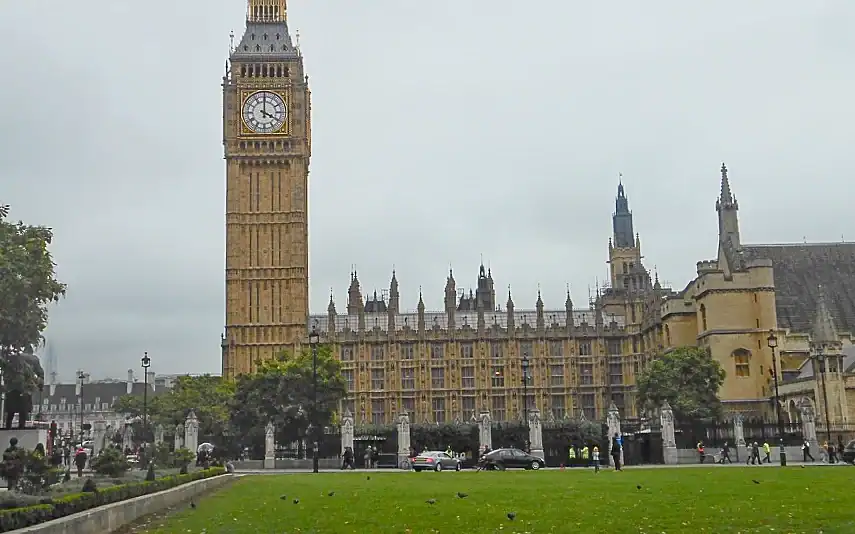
[612,178,634,248]
[247,0,287,22]
[718,162,734,206]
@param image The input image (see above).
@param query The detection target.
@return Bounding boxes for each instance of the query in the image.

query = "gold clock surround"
[240,89,291,137]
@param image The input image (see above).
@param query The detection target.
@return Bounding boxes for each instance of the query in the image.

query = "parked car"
[841,440,855,464]
[411,451,462,472]
[478,448,546,470]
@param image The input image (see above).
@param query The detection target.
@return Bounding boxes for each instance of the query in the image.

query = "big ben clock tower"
[222,0,311,379]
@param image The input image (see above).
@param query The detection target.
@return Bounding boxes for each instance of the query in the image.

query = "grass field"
[137,467,854,533]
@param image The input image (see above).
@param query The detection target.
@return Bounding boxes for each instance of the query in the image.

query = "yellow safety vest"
[581,447,589,459]
[568,448,576,459]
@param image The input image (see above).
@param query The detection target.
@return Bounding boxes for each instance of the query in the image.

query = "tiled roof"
[41,382,156,406]
[741,243,855,335]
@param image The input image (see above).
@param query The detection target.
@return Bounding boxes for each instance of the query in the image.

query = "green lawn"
[139,467,854,533]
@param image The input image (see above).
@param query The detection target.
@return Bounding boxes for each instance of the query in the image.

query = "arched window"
[700,304,708,331]
[732,348,751,377]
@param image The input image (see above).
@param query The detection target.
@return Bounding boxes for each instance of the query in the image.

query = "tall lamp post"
[76,370,86,442]
[141,352,151,444]
[308,325,320,474]
[813,348,832,445]
[521,353,530,451]
[766,331,786,466]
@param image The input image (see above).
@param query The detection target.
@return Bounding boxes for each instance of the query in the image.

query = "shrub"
[81,478,98,493]
[0,467,225,532]
[0,492,51,511]
[152,442,173,467]
[172,448,195,470]
[91,448,130,478]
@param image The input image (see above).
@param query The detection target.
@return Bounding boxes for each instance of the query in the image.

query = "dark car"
[478,448,546,471]
[841,440,855,464]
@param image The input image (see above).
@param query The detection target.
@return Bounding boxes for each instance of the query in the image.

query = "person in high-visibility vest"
[568,446,576,467]
[762,442,771,463]
[581,445,589,460]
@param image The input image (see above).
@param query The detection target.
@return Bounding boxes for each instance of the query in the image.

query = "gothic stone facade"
[222,0,311,379]
[640,164,855,419]
[309,182,654,426]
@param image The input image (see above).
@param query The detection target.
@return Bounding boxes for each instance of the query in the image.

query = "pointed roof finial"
[295,29,301,49]
[719,162,734,206]
[812,285,839,344]
[229,30,235,53]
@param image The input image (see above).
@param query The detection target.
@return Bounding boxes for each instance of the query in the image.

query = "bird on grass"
[366,476,371,481]
[328,491,335,497]
[426,499,436,505]
[456,492,468,499]
[507,512,516,521]
[636,485,642,490]
[190,500,196,509]
[752,480,760,485]
[293,498,300,504]
[279,495,288,500]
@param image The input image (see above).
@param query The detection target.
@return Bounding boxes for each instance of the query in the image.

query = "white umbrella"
[197,443,215,453]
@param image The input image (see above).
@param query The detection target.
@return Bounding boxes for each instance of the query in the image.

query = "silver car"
[411,451,462,472]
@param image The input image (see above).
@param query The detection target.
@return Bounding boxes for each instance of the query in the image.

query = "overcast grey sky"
[1,1,853,380]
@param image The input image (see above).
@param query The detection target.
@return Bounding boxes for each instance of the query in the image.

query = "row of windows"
[342,393,627,425]
[42,403,112,412]
[339,339,628,361]
[238,62,290,78]
[341,363,625,391]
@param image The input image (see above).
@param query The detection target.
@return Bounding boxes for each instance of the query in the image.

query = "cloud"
[1,0,853,379]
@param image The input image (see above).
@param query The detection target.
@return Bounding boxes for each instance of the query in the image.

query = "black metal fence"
[675,418,804,449]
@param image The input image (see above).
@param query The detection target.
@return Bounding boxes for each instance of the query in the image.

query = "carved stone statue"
[2,350,44,429]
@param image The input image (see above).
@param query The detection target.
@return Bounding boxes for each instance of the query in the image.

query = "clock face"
[242,91,288,134]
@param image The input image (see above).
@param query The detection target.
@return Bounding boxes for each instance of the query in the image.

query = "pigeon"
[293,498,300,504]
[507,512,516,521]
[456,492,468,499]
[190,500,196,509]
[752,480,760,485]
[636,485,642,490]
[328,491,335,497]
[280,495,288,500]
[426,499,436,505]
[366,476,371,481]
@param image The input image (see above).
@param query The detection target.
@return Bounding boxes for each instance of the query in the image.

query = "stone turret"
[506,288,516,335]
[444,269,456,328]
[536,290,545,332]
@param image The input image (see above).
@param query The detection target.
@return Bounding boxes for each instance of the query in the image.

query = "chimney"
[147,371,156,392]
[126,369,134,394]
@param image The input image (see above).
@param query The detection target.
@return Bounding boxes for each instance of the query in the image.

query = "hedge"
[0,467,225,532]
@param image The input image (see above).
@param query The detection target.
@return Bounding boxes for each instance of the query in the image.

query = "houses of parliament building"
[222,1,855,427]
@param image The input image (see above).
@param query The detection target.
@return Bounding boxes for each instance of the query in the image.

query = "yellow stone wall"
[222,50,311,378]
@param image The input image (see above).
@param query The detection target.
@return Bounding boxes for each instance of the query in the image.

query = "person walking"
[828,441,837,464]
[762,441,771,463]
[697,442,705,464]
[611,434,623,471]
[750,442,761,465]
[591,445,600,473]
[720,441,733,464]
[802,439,815,462]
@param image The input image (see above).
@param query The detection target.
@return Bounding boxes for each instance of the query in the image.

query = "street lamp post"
[141,352,151,445]
[521,353,530,451]
[308,325,320,474]
[766,331,786,466]
[76,370,85,443]
[814,349,832,446]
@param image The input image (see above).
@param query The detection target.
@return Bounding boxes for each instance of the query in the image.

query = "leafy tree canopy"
[0,204,65,388]
[113,375,235,438]
[636,346,726,423]
[231,345,347,446]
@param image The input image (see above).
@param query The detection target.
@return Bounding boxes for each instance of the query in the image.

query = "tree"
[0,204,65,387]
[113,375,235,442]
[636,346,726,423]
[231,345,347,451]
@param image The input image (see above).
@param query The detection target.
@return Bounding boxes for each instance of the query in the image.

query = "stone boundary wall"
[14,474,236,534]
